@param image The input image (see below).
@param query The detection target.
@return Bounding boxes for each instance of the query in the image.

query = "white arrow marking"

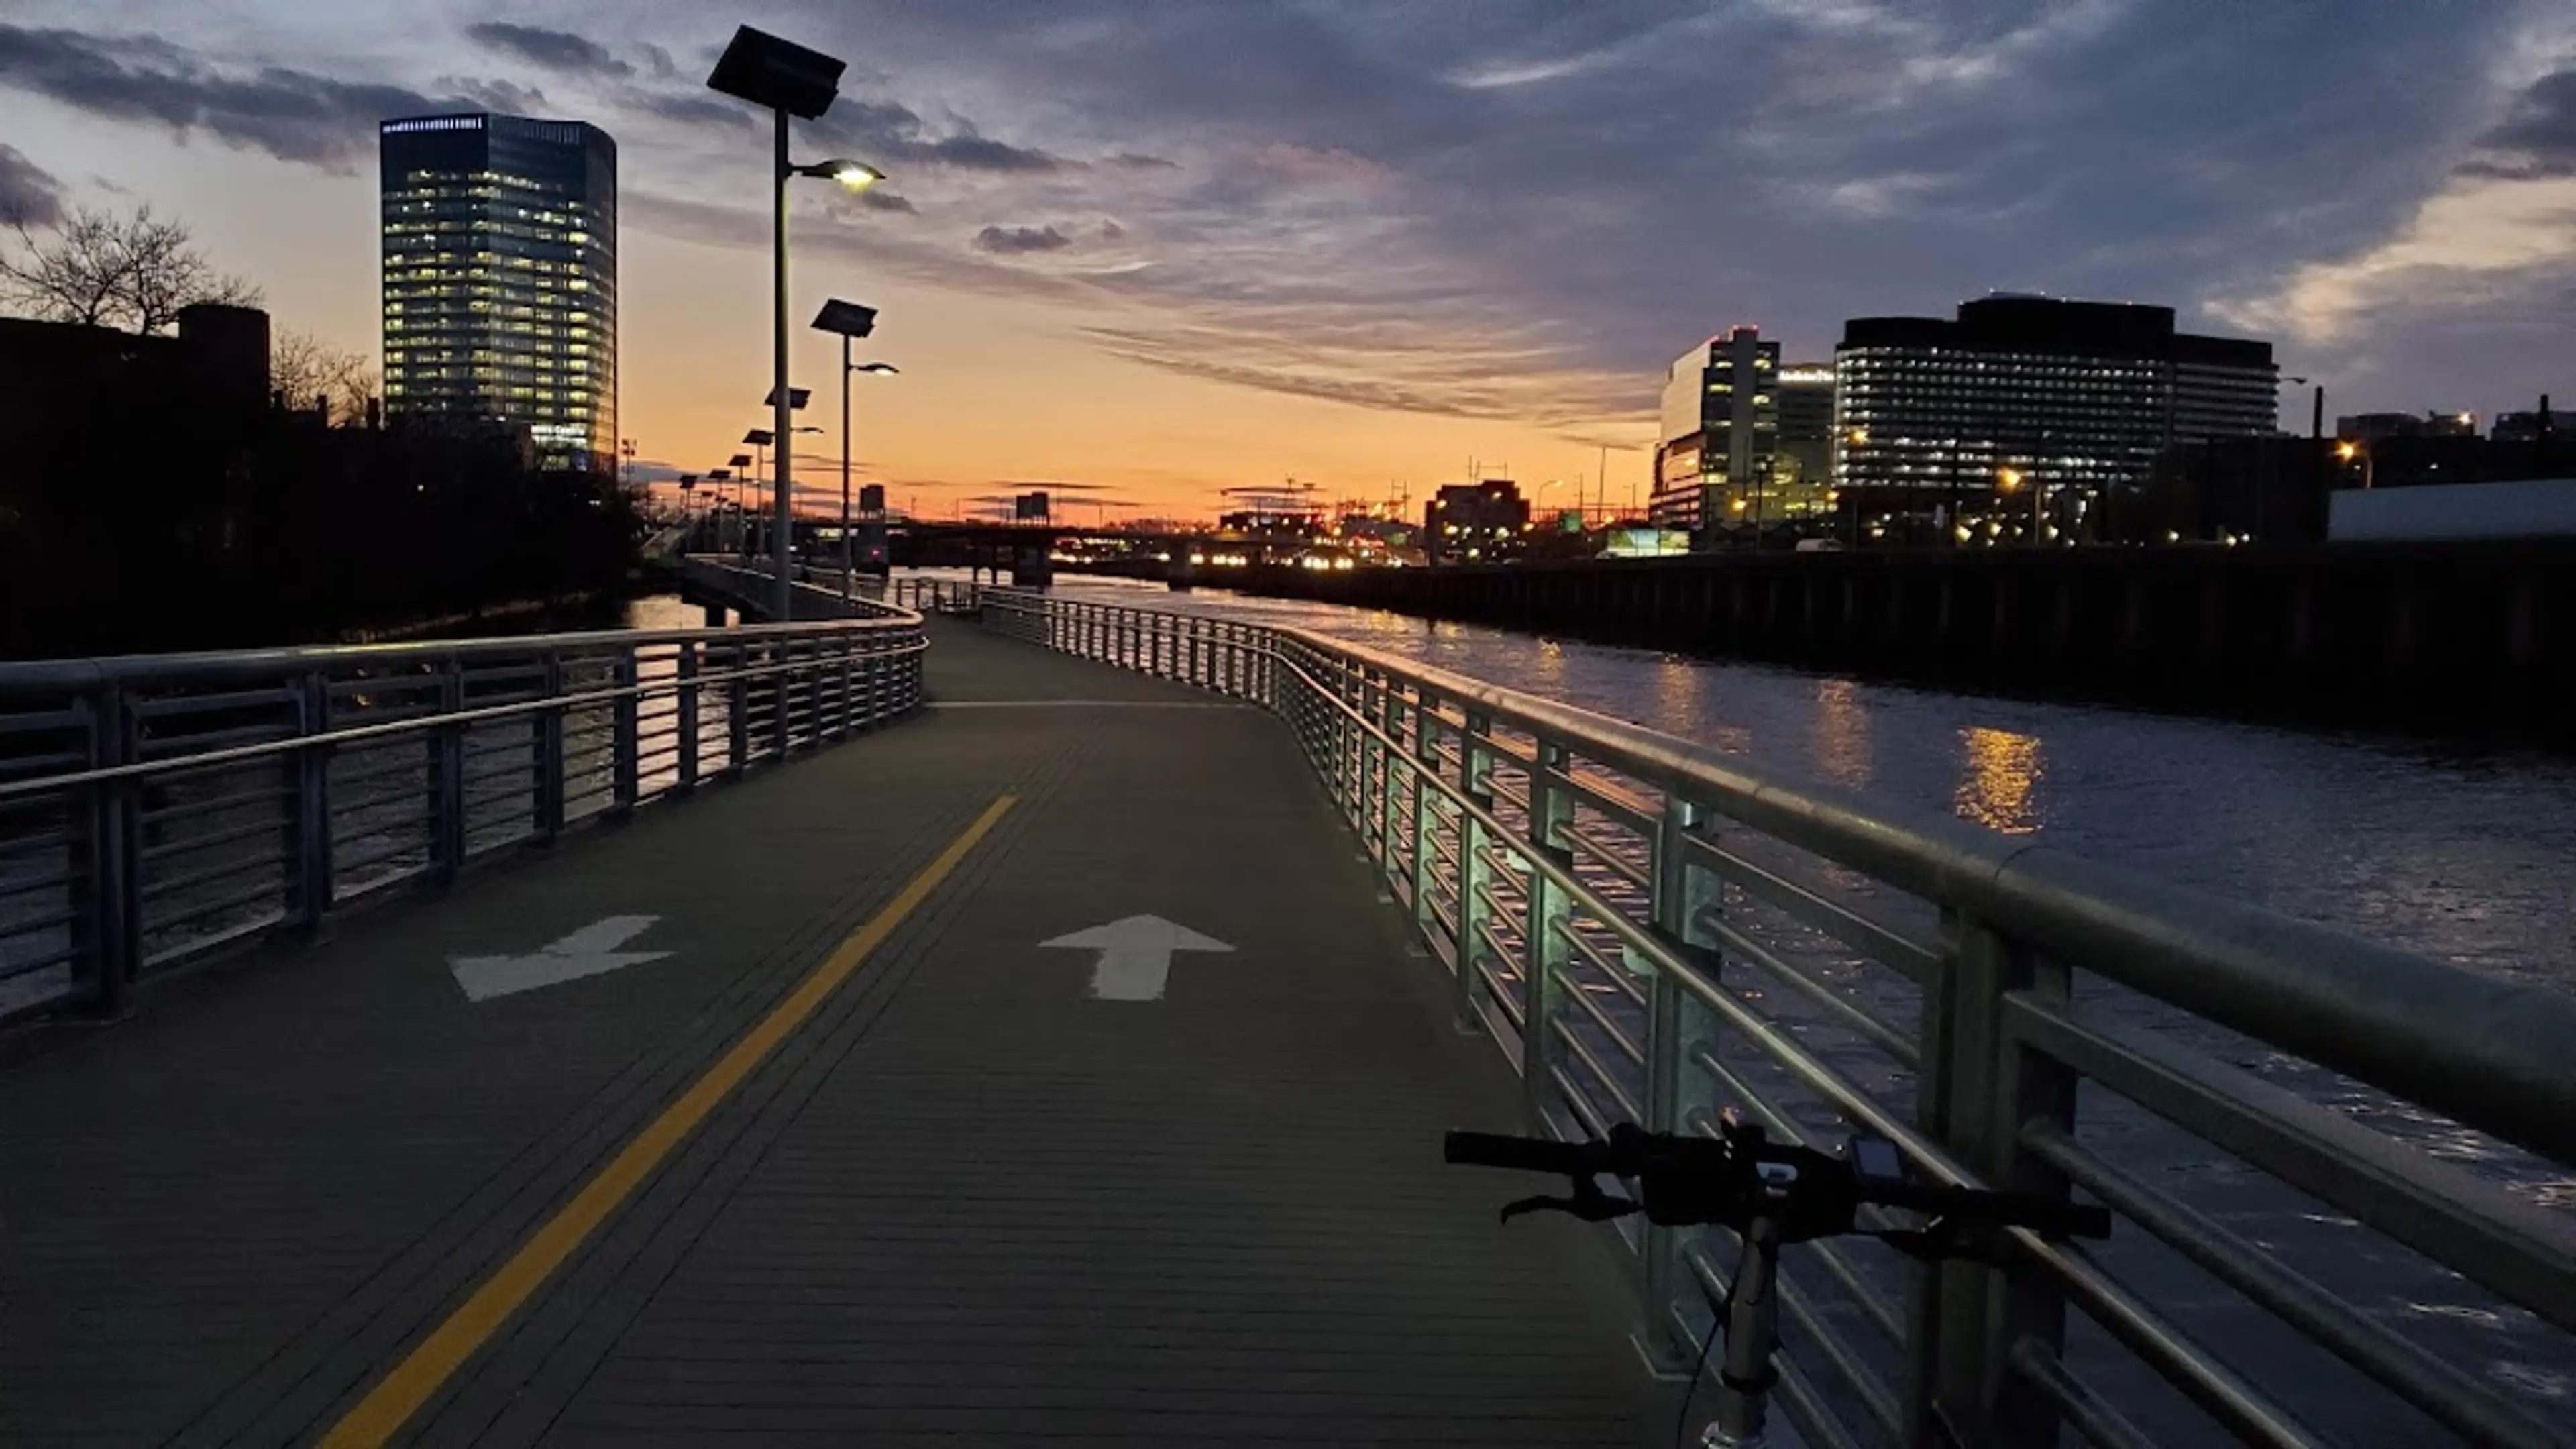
[1039,914,1234,1001]
[450,915,672,1002]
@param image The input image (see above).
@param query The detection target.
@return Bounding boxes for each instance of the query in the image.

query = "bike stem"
[1703,1212,1782,1448]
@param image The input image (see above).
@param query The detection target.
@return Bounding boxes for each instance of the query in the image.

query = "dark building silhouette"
[1,306,272,564]
[2123,436,2337,545]
[0,303,270,439]
[0,305,634,658]
[2335,411,2478,441]
[380,113,618,473]
[2126,428,2576,545]
[1424,480,1529,563]
[2492,401,2558,444]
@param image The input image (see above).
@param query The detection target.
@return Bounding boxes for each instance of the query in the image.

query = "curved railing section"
[0,598,926,1024]
[978,588,2576,1449]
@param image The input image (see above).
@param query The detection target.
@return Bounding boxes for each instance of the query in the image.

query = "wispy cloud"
[2215,50,2576,345]
[808,94,1065,174]
[974,223,1072,254]
[0,142,64,226]
[462,22,630,79]
[7,0,2567,439]
[0,22,450,170]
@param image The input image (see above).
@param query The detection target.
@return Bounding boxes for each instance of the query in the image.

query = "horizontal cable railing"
[1,596,925,1024]
[677,556,981,622]
[977,588,2576,1449]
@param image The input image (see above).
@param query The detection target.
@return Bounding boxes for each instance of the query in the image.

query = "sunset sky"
[6,1,2576,521]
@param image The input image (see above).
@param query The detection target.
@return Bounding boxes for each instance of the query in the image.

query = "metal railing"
[979,589,2576,1449]
[875,576,983,616]
[0,604,925,1024]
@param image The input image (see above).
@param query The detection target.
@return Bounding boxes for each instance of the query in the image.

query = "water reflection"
[1529,638,1566,688]
[1652,655,1701,738]
[1811,679,1873,790]
[1954,725,2044,835]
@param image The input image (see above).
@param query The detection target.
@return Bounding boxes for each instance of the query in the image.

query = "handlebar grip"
[1443,1131,1599,1175]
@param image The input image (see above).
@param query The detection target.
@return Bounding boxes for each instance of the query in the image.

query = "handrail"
[0,612,913,696]
[0,636,926,802]
[2,604,928,1023]
[1248,627,2576,1169]
[974,587,2576,1449]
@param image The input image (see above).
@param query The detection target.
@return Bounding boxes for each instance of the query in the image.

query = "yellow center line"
[319,792,1019,1449]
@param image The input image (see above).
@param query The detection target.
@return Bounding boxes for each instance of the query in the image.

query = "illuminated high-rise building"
[1833,295,2273,543]
[1651,326,1778,533]
[379,113,616,472]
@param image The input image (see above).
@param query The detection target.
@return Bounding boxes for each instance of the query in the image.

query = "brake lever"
[1499,1181,1640,1224]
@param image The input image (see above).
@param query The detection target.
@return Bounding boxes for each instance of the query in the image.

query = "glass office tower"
[380,113,617,472]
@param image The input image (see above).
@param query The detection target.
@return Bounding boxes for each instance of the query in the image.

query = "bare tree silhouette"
[0,203,262,333]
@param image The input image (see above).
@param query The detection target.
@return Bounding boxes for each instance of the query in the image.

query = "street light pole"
[710,25,861,614]
[771,109,794,619]
[840,332,853,599]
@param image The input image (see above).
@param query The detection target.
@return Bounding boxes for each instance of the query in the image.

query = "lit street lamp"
[812,297,892,598]
[708,25,880,619]
[1997,466,2043,543]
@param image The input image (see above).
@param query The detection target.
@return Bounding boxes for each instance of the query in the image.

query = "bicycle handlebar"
[1444,1131,1597,1176]
[1445,1122,2110,1246]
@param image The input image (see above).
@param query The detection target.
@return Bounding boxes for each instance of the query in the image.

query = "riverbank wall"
[1091,541,2576,746]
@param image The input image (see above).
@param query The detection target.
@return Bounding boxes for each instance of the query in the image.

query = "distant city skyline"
[5,2,2575,518]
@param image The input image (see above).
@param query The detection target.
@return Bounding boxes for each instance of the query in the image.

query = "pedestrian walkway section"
[0,620,1652,1447]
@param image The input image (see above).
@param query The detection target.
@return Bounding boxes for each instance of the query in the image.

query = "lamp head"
[820,159,883,190]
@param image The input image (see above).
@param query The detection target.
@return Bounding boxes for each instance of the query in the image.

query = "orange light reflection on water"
[1955,724,2045,835]
[1811,679,1872,790]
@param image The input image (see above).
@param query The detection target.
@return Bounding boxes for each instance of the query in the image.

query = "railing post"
[612,651,641,814]
[1374,674,1402,877]
[727,642,751,776]
[1338,665,1361,822]
[433,656,466,879]
[1520,737,1576,1126]
[771,639,796,759]
[1910,914,2077,1448]
[534,652,566,843]
[1642,794,1720,1367]
[676,641,701,792]
[1358,667,1380,833]
[84,685,138,1013]
[292,671,333,927]
[1410,690,1441,936]
[1456,710,1496,1036]
[834,630,856,739]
